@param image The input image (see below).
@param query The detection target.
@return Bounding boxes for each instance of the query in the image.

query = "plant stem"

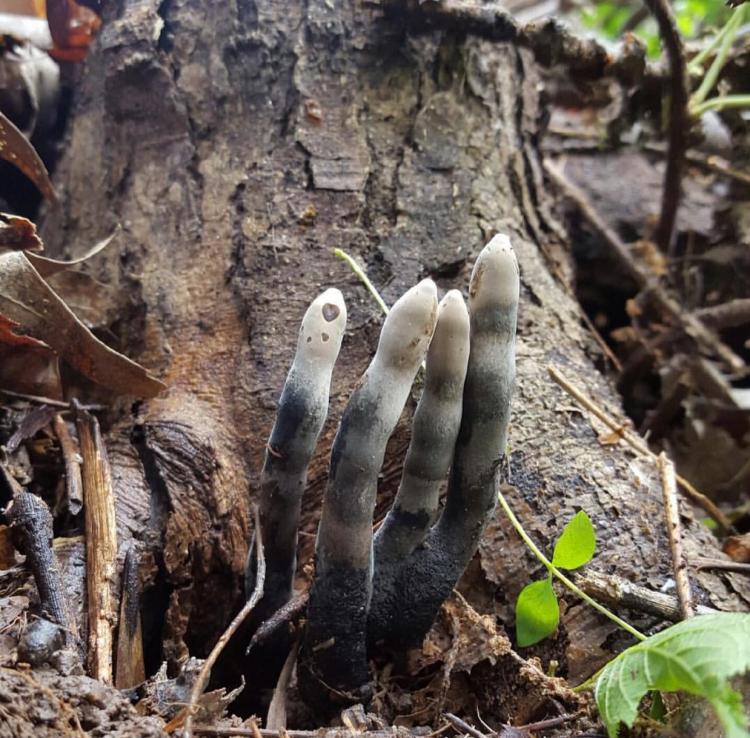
[691,94,750,116]
[690,6,744,110]
[333,248,390,317]
[496,489,647,642]
[687,16,733,75]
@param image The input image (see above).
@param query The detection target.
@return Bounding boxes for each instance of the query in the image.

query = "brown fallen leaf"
[0,213,42,251]
[26,227,119,277]
[0,251,165,398]
[723,534,750,564]
[0,110,58,204]
[0,314,62,398]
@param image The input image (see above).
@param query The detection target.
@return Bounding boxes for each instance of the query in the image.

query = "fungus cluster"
[248,235,519,712]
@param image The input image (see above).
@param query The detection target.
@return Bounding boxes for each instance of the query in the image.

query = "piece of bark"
[75,402,117,685]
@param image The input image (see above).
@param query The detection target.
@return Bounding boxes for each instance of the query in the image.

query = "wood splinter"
[75,400,118,685]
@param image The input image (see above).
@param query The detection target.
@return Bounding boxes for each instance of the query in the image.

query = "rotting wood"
[657,452,695,619]
[543,158,746,374]
[548,365,732,531]
[576,570,716,622]
[114,543,145,689]
[52,413,84,518]
[75,401,117,684]
[5,490,77,642]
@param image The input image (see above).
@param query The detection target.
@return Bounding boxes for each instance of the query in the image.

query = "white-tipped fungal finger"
[368,235,519,649]
[299,279,438,710]
[374,290,469,565]
[247,288,346,619]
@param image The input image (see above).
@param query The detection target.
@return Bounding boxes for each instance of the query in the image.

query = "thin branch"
[645,143,750,188]
[576,570,716,621]
[183,507,266,738]
[52,414,84,518]
[657,453,695,619]
[543,158,746,374]
[444,713,485,738]
[693,557,750,574]
[0,388,106,410]
[642,0,689,254]
[696,299,750,329]
[548,365,732,532]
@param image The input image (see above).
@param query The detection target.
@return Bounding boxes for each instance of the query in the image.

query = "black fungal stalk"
[368,235,519,648]
[298,279,438,709]
[247,288,347,620]
[244,235,519,715]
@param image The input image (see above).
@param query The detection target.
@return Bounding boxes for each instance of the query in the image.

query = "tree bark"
[8,0,745,730]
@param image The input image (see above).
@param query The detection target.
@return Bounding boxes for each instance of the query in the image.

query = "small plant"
[515,510,597,646]
[595,612,750,738]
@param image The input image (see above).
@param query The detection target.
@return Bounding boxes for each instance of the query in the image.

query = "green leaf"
[552,510,596,570]
[595,613,750,738]
[515,578,559,647]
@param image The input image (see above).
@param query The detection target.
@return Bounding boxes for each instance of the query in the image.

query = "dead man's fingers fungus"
[368,235,519,648]
[247,288,347,619]
[299,279,438,708]
[374,289,470,568]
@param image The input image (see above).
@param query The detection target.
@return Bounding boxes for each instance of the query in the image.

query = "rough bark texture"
[1,0,742,731]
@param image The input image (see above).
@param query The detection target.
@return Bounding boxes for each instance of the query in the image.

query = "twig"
[247,592,308,653]
[693,557,750,574]
[657,453,694,618]
[183,507,266,738]
[642,0,689,253]
[52,414,84,517]
[5,490,78,642]
[0,388,105,410]
[115,543,145,689]
[576,570,716,621]
[547,365,732,531]
[696,299,750,328]
[75,401,117,684]
[645,144,750,187]
[543,158,745,375]
[6,404,56,453]
[444,713,485,738]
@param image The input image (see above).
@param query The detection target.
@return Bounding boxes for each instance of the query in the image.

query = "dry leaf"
[26,227,119,277]
[0,110,57,204]
[0,213,42,251]
[723,534,750,564]
[0,251,164,397]
[0,314,62,397]
[631,239,667,277]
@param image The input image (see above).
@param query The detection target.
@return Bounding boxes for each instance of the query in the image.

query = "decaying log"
[0,0,739,731]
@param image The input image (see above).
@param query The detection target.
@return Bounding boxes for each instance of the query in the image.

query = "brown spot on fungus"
[322,332,330,342]
[322,303,340,322]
